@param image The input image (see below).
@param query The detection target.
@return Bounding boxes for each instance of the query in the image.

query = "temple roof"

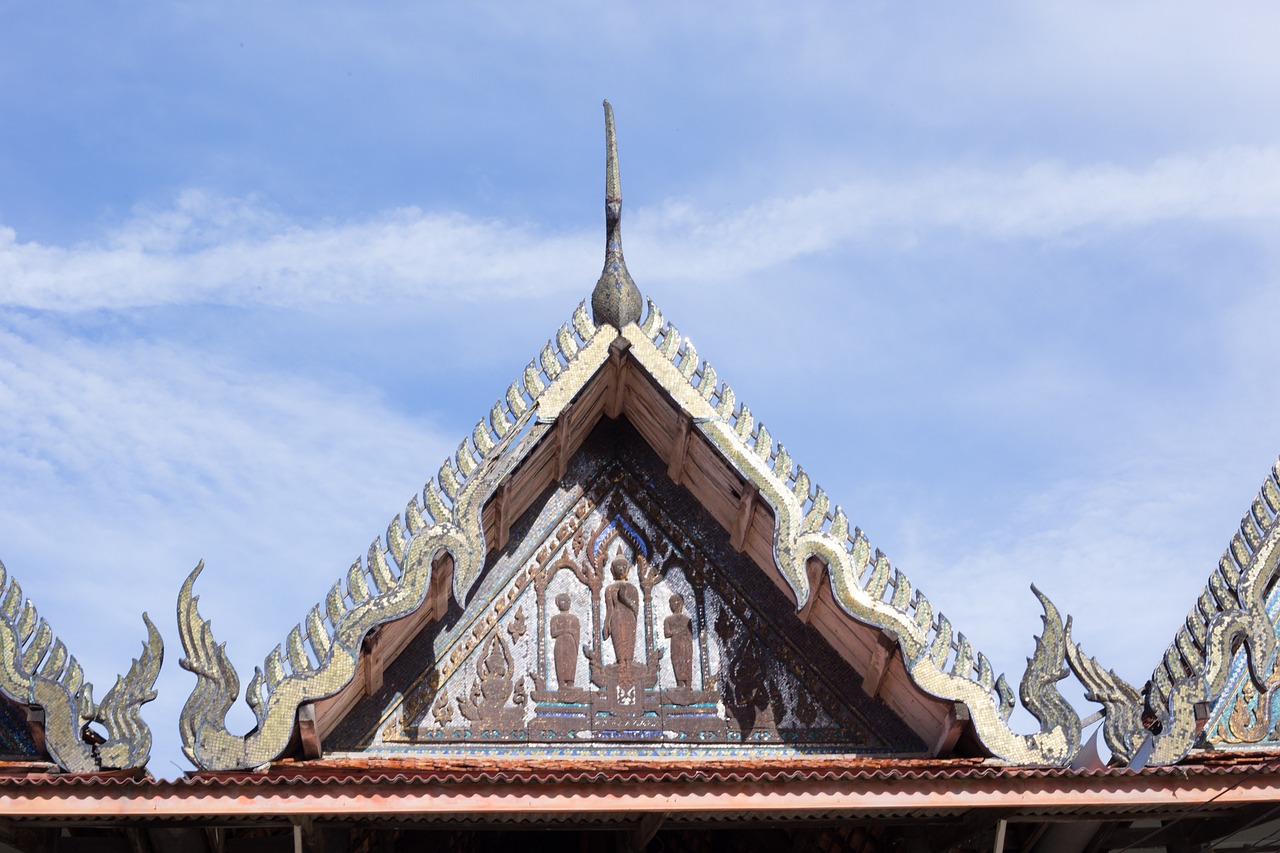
[0,97,1278,853]
[181,294,1063,768]
[169,103,1280,778]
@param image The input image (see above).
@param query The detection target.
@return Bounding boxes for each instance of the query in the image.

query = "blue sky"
[2,2,1280,774]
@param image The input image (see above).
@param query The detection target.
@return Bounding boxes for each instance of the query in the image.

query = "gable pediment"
[179,303,1083,770]
[322,419,926,756]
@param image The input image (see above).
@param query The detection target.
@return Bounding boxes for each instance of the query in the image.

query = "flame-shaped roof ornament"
[590,100,643,329]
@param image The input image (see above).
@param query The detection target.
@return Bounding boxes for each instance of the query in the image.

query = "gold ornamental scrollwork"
[0,559,162,772]
[629,302,1082,765]
[177,305,605,770]
[1068,459,1280,766]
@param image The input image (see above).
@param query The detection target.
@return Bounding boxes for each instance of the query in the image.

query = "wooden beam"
[428,553,454,621]
[666,412,692,486]
[932,701,970,756]
[361,628,383,697]
[606,338,631,419]
[204,827,226,853]
[798,557,828,623]
[729,484,759,553]
[993,818,1007,853]
[492,483,509,551]
[862,633,898,699]
[26,706,46,759]
[292,818,326,853]
[555,406,574,481]
[297,703,322,761]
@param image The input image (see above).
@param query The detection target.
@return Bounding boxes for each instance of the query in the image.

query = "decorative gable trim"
[629,302,1080,766]
[178,296,1086,769]
[178,305,610,770]
[1069,459,1280,766]
[0,560,161,772]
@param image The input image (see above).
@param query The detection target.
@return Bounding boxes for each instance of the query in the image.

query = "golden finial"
[591,100,642,329]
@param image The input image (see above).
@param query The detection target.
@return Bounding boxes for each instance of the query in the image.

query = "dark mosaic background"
[324,418,926,756]
[0,692,38,759]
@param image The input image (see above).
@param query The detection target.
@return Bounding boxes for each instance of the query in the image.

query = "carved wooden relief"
[352,438,921,754]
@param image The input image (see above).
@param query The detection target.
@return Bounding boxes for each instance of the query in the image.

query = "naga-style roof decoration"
[173,102,1280,774]
[1068,458,1280,766]
[178,305,609,771]
[0,560,162,773]
[177,288,1087,768]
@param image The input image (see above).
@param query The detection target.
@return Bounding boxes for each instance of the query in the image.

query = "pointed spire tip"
[591,99,641,329]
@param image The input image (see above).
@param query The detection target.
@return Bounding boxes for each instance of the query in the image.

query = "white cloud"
[0,138,1278,773]
[5,148,1278,313]
[0,190,597,311]
[0,316,453,774]
[879,441,1278,748]
[637,147,1280,282]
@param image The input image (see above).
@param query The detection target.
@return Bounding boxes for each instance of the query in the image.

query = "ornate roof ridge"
[178,303,610,770]
[178,293,1092,769]
[0,559,161,772]
[633,299,1080,766]
[1066,458,1280,766]
[1157,458,1280,708]
[178,105,1080,770]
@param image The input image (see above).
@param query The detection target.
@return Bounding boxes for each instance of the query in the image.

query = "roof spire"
[591,100,643,329]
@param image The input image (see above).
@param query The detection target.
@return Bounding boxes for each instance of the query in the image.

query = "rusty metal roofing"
[0,753,1269,783]
[2,751,1276,789]
[0,753,1274,826]
[177,752,1280,785]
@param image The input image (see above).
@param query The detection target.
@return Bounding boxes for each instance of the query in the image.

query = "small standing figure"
[664,593,694,690]
[549,592,581,690]
[602,556,640,664]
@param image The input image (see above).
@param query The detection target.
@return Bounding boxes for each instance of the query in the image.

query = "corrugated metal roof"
[5,751,1275,788]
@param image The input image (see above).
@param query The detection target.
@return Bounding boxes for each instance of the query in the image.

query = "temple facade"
[2,104,1280,853]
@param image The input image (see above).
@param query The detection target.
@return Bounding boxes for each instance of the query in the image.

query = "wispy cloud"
[5,148,1279,312]
[0,191,597,311]
[0,314,454,620]
[638,147,1280,280]
[0,315,454,773]
[900,465,1232,674]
